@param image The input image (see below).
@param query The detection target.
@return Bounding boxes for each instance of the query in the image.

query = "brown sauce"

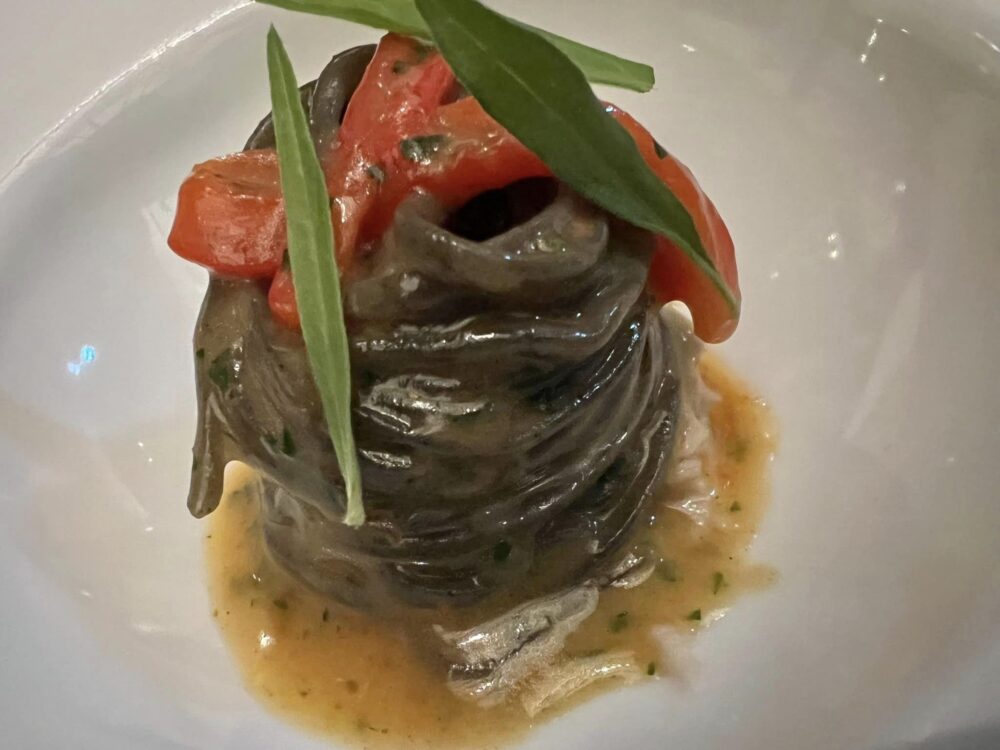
[204,354,775,748]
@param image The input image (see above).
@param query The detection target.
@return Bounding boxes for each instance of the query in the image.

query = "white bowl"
[1,1,998,748]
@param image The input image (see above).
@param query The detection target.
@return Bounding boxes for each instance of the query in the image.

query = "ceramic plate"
[1,1,998,748]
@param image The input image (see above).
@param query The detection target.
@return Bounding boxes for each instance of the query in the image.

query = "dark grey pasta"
[187,46,682,612]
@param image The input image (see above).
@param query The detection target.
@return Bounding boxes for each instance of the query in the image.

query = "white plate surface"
[1,1,998,749]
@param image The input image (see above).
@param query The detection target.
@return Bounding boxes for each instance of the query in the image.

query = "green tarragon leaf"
[266,26,365,526]
[257,0,654,92]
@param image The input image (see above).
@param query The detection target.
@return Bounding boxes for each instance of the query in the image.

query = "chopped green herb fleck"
[207,349,233,390]
[195,348,205,360]
[365,163,386,182]
[493,540,512,563]
[727,438,750,462]
[530,381,564,412]
[610,611,630,633]
[360,720,385,734]
[712,571,727,595]
[653,139,669,159]
[687,609,702,621]
[730,501,742,512]
[413,41,434,62]
[400,134,448,164]
[647,662,657,676]
[658,559,680,583]
[273,598,289,610]
[281,428,297,456]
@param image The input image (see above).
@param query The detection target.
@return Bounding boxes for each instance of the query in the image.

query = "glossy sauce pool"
[204,355,775,748]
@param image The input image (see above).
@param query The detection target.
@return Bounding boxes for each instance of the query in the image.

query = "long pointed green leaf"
[531,27,653,92]
[266,25,365,527]
[415,0,738,317]
[257,0,654,92]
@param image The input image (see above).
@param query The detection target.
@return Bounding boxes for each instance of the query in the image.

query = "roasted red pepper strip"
[167,150,286,278]
[269,107,547,326]
[325,34,551,261]
[357,96,550,254]
[271,34,549,326]
[606,106,740,343]
[323,34,457,267]
[268,265,301,330]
